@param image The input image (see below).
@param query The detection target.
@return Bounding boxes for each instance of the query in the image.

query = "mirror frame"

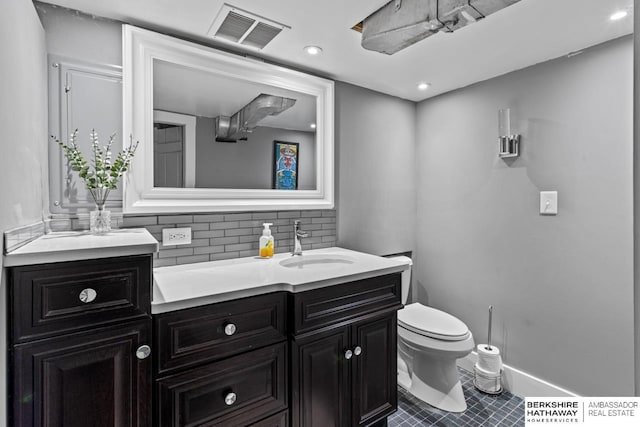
[122,25,334,213]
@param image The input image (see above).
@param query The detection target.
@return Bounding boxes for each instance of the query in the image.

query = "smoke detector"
[207,4,290,50]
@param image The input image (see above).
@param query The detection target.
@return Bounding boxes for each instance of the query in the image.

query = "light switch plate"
[540,191,558,215]
[162,227,192,246]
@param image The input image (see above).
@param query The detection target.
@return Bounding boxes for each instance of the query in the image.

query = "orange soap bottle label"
[260,240,274,258]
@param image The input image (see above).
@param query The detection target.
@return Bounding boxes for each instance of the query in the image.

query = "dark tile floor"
[388,368,525,426]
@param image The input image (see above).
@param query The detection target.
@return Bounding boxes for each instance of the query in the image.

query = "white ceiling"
[154,60,316,131]
[39,0,634,102]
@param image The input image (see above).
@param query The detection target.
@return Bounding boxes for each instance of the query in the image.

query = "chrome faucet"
[293,220,309,256]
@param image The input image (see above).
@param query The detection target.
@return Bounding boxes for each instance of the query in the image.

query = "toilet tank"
[388,256,412,305]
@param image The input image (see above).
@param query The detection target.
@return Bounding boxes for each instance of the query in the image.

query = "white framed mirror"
[122,25,334,213]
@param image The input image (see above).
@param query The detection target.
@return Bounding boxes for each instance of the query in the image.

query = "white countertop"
[3,228,159,267]
[152,247,410,313]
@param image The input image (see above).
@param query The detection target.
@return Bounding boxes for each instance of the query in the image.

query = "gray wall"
[415,36,634,396]
[336,82,416,256]
[0,0,48,423]
[196,120,316,190]
[38,2,121,65]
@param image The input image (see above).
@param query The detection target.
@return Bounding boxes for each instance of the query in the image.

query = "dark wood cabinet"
[157,342,287,427]
[8,253,401,427]
[10,255,151,343]
[352,314,397,426]
[12,319,152,427]
[8,255,153,427]
[291,273,402,427]
[291,326,351,427]
[291,273,401,335]
[154,292,286,375]
[249,410,288,427]
[154,293,289,427]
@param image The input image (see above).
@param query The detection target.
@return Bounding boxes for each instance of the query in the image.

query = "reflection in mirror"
[153,60,317,190]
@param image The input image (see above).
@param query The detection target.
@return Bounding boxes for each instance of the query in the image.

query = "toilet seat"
[398,303,470,341]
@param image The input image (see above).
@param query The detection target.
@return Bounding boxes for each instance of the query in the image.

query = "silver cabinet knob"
[136,345,151,360]
[354,346,362,356]
[344,349,353,360]
[225,392,237,406]
[79,288,97,303]
[224,323,237,336]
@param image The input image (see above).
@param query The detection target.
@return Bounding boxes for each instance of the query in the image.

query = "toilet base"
[398,353,468,413]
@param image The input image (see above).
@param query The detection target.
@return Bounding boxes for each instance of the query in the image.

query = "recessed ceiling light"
[304,46,323,55]
[417,82,431,91]
[610,10,628,21]
[310,123,317,129]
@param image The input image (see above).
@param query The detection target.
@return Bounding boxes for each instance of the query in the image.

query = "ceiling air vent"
[208,4,290,50]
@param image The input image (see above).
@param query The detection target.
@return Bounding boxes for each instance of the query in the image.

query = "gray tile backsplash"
[45,209,336,267]
[120,210,336,267]
[3,221,46,253]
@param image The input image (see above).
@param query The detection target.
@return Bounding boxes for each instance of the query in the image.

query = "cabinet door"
[12,319,152,427]
[291,327,351,427]
[352,314,397,427]
[48,56,123,213]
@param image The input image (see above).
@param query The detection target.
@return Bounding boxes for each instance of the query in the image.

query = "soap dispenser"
[259,223,275,258]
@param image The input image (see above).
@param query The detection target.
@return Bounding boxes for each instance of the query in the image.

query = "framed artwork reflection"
[273,141,299,190]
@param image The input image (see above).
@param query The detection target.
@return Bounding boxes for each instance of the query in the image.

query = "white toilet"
[392,256,474,413]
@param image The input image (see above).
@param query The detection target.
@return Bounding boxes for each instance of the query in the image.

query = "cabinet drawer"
[250,410,288,427]
[156,342,287,427]
[10,255,152,343]
[292,273,402,334]
[155,292,287,374]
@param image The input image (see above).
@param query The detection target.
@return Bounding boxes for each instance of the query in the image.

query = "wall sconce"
[498,108,520,158]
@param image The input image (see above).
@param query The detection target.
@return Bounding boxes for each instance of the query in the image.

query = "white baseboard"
[458,351,579,398]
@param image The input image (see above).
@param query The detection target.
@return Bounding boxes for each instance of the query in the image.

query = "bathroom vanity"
[5,234,408,427]
[290,274,400,426]
[4,229,158,427]
[152,248,407,427]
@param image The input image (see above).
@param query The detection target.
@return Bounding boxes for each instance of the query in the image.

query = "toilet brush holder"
[474,305,503,394]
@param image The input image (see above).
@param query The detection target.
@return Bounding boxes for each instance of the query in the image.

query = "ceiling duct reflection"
[215,93,296,142]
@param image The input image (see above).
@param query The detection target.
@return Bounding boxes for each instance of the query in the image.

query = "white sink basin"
[279,254,356,269]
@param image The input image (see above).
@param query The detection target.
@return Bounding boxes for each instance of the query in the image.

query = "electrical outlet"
[162,227,192,246]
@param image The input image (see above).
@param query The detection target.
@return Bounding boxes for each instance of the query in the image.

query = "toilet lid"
[398,303,470,341]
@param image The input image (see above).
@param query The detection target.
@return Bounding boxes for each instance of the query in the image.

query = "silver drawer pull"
[136,345,151,360]
[224,323,237,336]
[79,288,97,303]
[354,346,362,356]
[225,392,237,406]
[344,349,353,360]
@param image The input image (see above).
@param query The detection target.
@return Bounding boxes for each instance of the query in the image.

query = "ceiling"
[154,60,316,132]
[38,0,634,102]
